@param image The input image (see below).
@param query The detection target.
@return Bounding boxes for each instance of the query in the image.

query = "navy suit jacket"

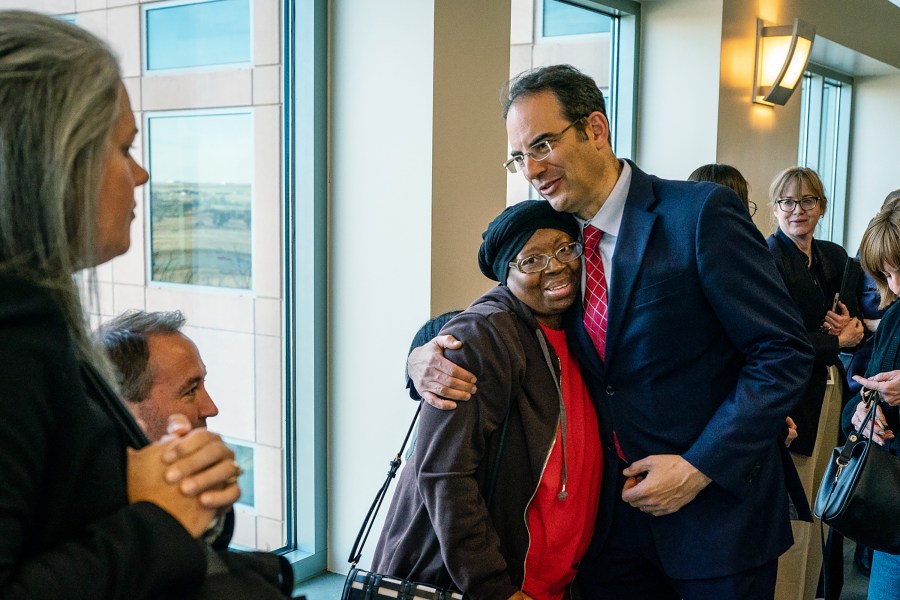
[568,162,814,579]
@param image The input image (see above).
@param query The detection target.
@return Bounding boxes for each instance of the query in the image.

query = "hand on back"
[407,335,478,410]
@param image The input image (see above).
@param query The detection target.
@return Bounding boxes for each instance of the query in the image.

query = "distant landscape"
[150,181,252,289]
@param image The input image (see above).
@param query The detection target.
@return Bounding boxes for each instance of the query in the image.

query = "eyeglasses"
[509,242,584,274]
[748,200,758,216]
[775,196,820,212]
[502,117,586,174]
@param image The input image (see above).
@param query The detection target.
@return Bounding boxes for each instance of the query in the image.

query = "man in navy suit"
[408,65,813,599]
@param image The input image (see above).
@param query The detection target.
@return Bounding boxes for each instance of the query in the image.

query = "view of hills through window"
[148,112,253,289]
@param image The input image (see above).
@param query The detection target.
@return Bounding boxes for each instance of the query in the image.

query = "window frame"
[281,0,328,584]
[798,63,853,246]
[142,107,256,293]
[547,0,639,159]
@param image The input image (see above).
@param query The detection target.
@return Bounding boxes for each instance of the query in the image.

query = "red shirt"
[523,324,603,600]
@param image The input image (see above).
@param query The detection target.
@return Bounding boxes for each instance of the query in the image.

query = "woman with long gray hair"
[0,11,244,598]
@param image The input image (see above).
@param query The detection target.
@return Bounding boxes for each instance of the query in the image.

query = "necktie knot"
[584,224,603,248]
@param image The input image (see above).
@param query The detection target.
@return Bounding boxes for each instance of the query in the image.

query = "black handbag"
[813,389,900,554]
[341,403,510,600]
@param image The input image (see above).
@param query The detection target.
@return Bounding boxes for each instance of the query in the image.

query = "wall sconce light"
[752,18,815,106]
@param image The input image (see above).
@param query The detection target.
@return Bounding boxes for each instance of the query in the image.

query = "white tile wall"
[187,325,256,441]
[113,283,146,313]
[255,516,285,552]
[0,0,74,12]
[254,334,282,446]
[142,69,253,111]
[232,506,257,548]
[510,0,534,45]
[252,0,280,66]
[145,286,255,332]
[75,7,107,38]
[252,65,281,106]
[106,0,138,7]
[106,5,141,78]
[75,0,106,11]
[253,444,283,520]
[254,297,281,337]
[96,281,115,317]
[95,261,114,284]
[253,105,282,299]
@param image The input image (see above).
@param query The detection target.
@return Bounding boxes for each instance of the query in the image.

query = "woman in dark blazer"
[0,12,244,598]
[766,166,864,457]
[766,166,864,600]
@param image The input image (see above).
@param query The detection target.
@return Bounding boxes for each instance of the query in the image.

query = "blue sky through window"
[146,0,250,71]
[543,0,611,37]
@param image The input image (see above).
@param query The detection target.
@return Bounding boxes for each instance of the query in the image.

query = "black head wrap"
[478,200,580,285]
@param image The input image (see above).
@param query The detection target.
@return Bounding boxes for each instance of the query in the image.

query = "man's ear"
[586,111,610,148]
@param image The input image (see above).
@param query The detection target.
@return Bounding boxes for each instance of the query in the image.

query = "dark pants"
[577,465,778,600]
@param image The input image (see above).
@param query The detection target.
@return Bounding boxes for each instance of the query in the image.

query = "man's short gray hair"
[95,310,187,403]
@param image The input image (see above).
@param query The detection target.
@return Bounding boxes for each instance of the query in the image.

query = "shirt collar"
[576,159,631,236]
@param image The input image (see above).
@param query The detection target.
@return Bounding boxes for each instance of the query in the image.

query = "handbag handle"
[346,401,512,566]
[832,389,880,474]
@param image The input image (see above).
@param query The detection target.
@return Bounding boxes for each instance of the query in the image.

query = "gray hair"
[95,310,187,403]
[0,11,122,363]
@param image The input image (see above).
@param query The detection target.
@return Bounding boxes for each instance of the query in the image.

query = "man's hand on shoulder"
[407,334,477,410]
[620,454,712,517]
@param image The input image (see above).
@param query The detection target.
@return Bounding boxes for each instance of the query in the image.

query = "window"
[146,111,253,290]
[144,0,251,71]
[798,65,853,245]
[542,0,611,37]
[508,0,639,202]
[42,0,289,556]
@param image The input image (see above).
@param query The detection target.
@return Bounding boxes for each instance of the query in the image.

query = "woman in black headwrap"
[371,201,603,600]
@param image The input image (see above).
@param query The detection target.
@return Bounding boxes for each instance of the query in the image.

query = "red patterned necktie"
[584,224,627,461]
[582,225,609,361]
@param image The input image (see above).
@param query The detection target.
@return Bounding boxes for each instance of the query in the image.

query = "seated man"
[97,309,298,598]
[96,309,219,441]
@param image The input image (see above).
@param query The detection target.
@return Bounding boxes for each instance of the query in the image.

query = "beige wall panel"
[431,0,512,316]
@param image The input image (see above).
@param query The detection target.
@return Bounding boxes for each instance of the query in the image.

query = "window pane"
[146,0,251,71]
[148,112,253,289]
[227,441,256,508]
[543,0,611,37]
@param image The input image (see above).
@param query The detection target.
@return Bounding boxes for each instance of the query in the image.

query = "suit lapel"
[605,162,657,369]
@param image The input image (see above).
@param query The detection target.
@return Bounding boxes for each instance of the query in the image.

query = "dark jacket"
[372,285,590,600]
[0,274,207,599]
[767,229,858,456]
[572,163,813,585]
[842,301,900,456]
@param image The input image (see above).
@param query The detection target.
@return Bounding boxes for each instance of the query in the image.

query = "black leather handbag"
[813,390,900,554]
[341,403,510,600]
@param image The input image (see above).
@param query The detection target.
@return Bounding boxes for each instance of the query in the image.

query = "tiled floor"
[294,540,871,599]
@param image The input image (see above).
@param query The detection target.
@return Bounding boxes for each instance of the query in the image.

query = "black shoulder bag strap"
[346,401,512,566]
